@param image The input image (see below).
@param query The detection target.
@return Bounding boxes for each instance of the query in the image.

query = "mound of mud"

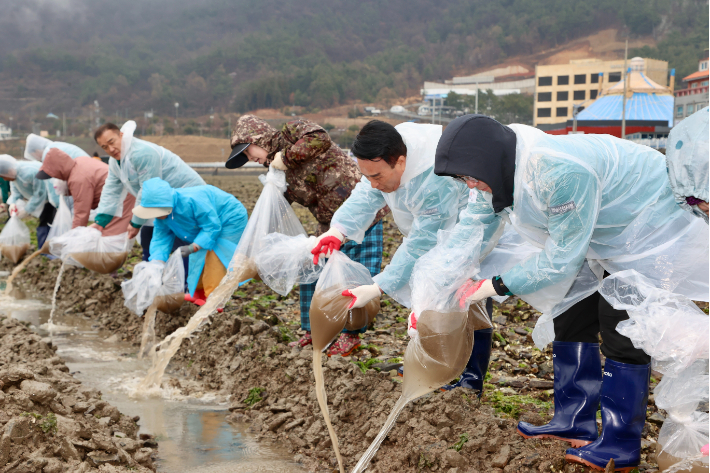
[0,317,156,472]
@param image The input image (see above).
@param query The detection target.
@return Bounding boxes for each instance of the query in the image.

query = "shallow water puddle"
[0,279,303,473]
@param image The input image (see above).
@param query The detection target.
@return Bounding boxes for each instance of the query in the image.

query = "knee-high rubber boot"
[440,328,493,394]
[565,359,651,472]
[517,342,602,447]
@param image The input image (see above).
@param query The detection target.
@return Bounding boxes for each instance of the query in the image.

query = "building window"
[692,82,698,88]
[556,107,568,117]
[574,74,586,84]
[557,91,569,101]
[677,106,684,117]
[687,104,694,115]
[590,90,598,99]
[608,72,622,82]
[702,81,709,86]
[538,92,552,102]
[538,76,553,86]
[698,104,705,112]
[573,90,586,100]
[558,75,569,85]
[590,74,600,84]
[537,108,551,118]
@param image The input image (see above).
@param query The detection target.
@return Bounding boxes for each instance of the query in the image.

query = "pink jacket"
[40,149,135,236]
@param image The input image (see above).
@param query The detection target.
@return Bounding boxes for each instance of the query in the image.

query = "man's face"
[244,144,269,165]
[97,129,122,159]
[357,155,406,193]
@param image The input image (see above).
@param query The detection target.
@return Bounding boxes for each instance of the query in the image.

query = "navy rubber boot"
[517,342,602,448]
[440,328,493,394]
[565,359,650,472]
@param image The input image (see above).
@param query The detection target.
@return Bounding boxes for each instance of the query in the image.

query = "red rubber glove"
[455,279,496,309]
[311,236,342,264]
[341,284,381,309]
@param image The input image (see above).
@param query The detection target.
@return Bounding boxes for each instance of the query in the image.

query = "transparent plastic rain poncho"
[42,196,73,251]
[96,120,205,226]
[330,123,469,308]
[600,270,709,467]
[666,106,709,223]
[436,124,709,347]
[122,250,185,315]
[0,212,31,263]
[24,134,88,162]
[253,233,324,296]
[309,250,379,350]
[49,226,132,274]
[227,167,307,282]
[6,160,60,217]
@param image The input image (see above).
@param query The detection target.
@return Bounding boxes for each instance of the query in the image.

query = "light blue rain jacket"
[143,178,248,296]
[446,124,708,304]
[7,161,60,217]
[330,123,469,308]
[666,107,709,223]
[96,121,205,226]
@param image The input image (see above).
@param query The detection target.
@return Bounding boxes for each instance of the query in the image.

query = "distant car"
[390,105,405,113]
[371,109,382,116]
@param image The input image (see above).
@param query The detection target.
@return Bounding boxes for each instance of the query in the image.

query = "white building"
[0,124,11,141]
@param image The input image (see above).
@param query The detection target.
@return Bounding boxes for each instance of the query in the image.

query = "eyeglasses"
[453,175,478,184]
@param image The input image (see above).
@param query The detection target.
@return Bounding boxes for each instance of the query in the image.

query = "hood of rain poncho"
[139,177,175,209]
[666,107,709,223]
[229,115,285,165]
[39,148,75,181]
[434,114,517,213]
[0,155,18,179]
[24,134,53,161]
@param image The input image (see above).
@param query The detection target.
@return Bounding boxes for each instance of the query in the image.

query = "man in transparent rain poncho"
[0,155,60,249]
[91,121,205,262]
[428,114,708,472]
[311,120,498,393]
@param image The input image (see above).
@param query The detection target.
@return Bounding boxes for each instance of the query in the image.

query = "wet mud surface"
[0,174,676,472]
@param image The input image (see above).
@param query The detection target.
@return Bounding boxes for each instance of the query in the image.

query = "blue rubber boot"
[440,328,493,394]
[517,342,602,448]
[565,359,650,472]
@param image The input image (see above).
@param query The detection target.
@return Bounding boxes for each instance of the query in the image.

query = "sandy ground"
[0,173,680,472]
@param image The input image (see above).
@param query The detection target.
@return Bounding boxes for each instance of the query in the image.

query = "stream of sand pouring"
[47,262,66,326]
[138,303,158,360]
[136,272,242,394]
[4,249,43,293]
[313,350,345,473]
[350,308,479,473]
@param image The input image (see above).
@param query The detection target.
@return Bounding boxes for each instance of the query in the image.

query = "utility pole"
[475,82,479,114]
[621,39,628,139]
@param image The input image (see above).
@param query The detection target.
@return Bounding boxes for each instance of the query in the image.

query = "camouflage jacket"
[231,115,388,235]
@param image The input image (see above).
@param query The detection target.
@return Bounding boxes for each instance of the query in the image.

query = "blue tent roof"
[576,93,673,127]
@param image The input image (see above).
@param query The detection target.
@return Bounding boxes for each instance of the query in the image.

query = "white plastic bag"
[254,233,324,296]
[155,250,185,313]
[0,214,31,263]
[50,226,132,274]
[122,260,166,315]
[310,250,379,350]
[228,167,306,282]
[600,270,709,377]
[42,197,73,253]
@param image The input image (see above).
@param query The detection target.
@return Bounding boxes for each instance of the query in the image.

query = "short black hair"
[351,120,407,168]
[94,122,120,143]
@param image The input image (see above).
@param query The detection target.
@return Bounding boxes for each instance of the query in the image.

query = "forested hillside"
[1,0,707,116]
